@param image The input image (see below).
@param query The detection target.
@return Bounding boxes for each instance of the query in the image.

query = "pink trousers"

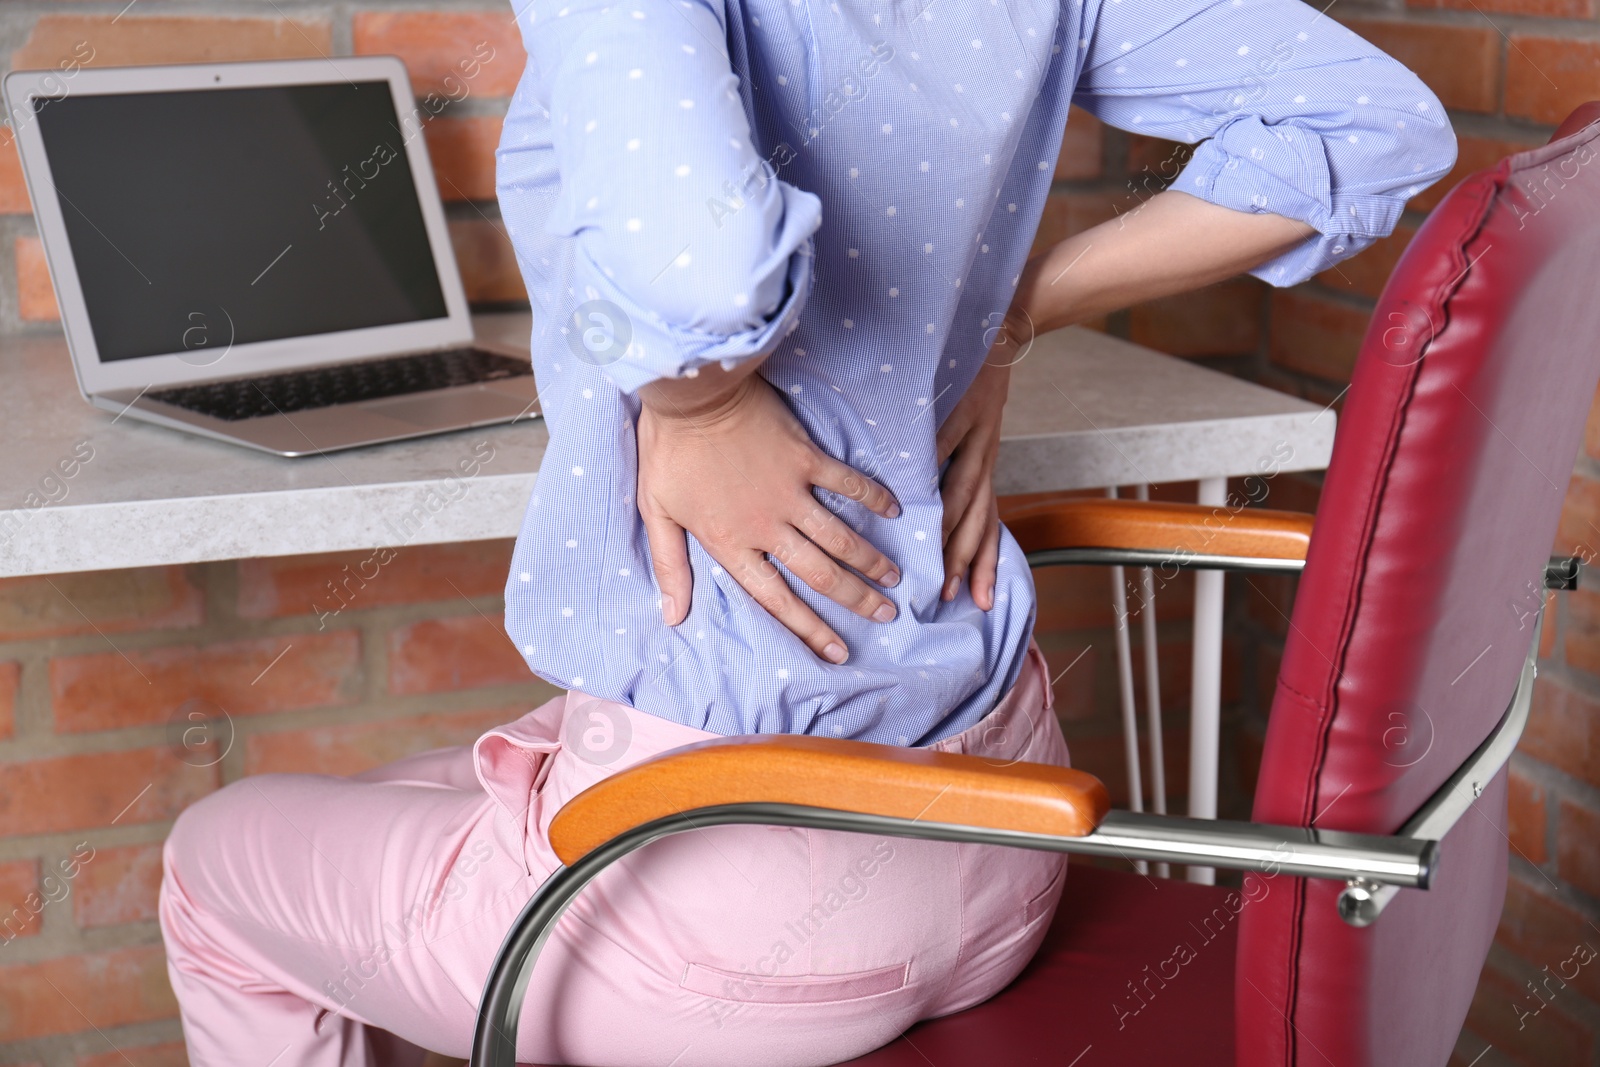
[160,644,1069,1066]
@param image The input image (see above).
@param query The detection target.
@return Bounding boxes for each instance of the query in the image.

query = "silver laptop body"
[3,57,539,457]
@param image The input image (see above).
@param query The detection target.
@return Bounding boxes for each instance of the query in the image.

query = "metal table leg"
[1187,476,1226,885]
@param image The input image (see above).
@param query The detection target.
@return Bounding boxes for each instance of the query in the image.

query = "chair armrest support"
[548,735,1112,866]
[1001,498,1314,568]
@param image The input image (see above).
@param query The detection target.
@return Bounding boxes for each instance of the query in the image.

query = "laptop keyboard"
[148,347,534,422]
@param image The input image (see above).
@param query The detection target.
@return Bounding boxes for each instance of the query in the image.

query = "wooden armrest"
[999,497,1314,562]
[548,736,1111,864]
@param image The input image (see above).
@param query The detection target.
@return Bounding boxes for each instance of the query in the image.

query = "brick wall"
[0,1,1597,1065]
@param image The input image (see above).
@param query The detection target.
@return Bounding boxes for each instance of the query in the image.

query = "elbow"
[1382,76,1458,195]
[1408,86,1457,187]
[639,214,794,338]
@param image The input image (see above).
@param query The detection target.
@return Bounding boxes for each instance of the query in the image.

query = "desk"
[0,312,1334,877]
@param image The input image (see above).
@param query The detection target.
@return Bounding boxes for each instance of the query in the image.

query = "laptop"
[3,57,540,457]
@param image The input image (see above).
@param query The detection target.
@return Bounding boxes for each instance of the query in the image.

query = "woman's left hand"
[936,318,1024,610]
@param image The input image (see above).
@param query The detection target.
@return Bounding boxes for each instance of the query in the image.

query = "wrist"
[641,365,762,426]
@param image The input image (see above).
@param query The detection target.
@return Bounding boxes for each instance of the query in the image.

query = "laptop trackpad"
[362,388,531,428]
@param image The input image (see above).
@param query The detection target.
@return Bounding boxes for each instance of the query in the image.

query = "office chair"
[470,101,1600,1067]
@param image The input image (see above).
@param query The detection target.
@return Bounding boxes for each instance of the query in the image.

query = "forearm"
[639,356,771,422]
[1014,190,1315,335]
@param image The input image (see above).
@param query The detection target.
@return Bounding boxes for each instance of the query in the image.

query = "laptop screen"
[34,80,450,363]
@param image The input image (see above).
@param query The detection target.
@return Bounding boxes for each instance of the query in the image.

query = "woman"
[160,0,1455,1063]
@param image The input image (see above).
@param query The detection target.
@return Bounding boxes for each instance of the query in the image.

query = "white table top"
[0,312,1334,577]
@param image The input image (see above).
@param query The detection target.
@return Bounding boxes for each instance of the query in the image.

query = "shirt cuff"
[569,194,819,395]
[1175,117,1409,288]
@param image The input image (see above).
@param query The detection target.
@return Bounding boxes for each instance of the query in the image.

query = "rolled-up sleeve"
[1072,0,1457,286]
[523,0,822,391]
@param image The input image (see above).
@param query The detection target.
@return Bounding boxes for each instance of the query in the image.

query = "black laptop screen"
[34,80,450,363]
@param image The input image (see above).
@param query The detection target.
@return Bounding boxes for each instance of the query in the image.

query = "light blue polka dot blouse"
[494,0,1455,745]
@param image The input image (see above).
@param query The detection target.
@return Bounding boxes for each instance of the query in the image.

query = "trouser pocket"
[680,961,910,1004]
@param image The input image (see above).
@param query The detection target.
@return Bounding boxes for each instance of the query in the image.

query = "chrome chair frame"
[469,552,1576,1066]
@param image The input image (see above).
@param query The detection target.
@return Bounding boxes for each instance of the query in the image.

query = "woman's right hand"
[637,372,903,664]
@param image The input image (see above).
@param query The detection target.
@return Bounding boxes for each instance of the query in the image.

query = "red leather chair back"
[1237,109,1600,1067]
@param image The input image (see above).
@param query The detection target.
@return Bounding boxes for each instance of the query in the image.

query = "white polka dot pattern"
[493,0,1455,744]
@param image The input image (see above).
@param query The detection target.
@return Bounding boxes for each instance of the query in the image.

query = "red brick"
[1065,729,1191,810]
[1565,589,1600,676]
[12,15,332,70]
[0,944,175,1042]
[0,661,16,742]
[1338,19,1500,114]
[52,632,361,733]
[1033,562,1129,632]
[450,218,527,303]
[1231,471,1321,518]
[1540,590,1558,658]
[1464,961,1595,1067]
[1128,278,1264,358]
[1032,191,1121,256]
[1521,677,1600,790]
[78,1042,188,1067]
[72,844,164,929]
[424,115,504,202]
[1507,768,1549,865]
[247,706,526,777]
[1556,474,1600,560]
[1506,35,1600,128]
[1031,636,1099,722]
[0,747,217,837]
[1556,797,1600,900]
[1055,106,1103,181]
[0,138,28,215]
[1498,877,1600,1003]
[1411,0,1593,18]
[1585,382,1600,464]
[1125,134,1191,182]
[1414,134,1547,213]
[1268,288,1370,384]
[388,615,533,695]
[15,235,58,322]
[1245,572,1299,639]
[1314,224,1417,300]
[352,12,526,98]
[0,567,201,643]
[238,540,514,621]
[0,861,43,941]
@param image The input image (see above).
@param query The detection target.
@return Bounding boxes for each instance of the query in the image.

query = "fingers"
[942,471,995,603]
[640,501,693,626]
[939,438,990,546]
[970,496,1002,611]
[794,503,901,588]
[731,548,852,664]
[936,405,973,468]
[810,454,901,519]
[773,530,898,624]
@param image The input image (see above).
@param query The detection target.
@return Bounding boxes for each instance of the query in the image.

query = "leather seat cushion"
[839,862,1237,1066]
